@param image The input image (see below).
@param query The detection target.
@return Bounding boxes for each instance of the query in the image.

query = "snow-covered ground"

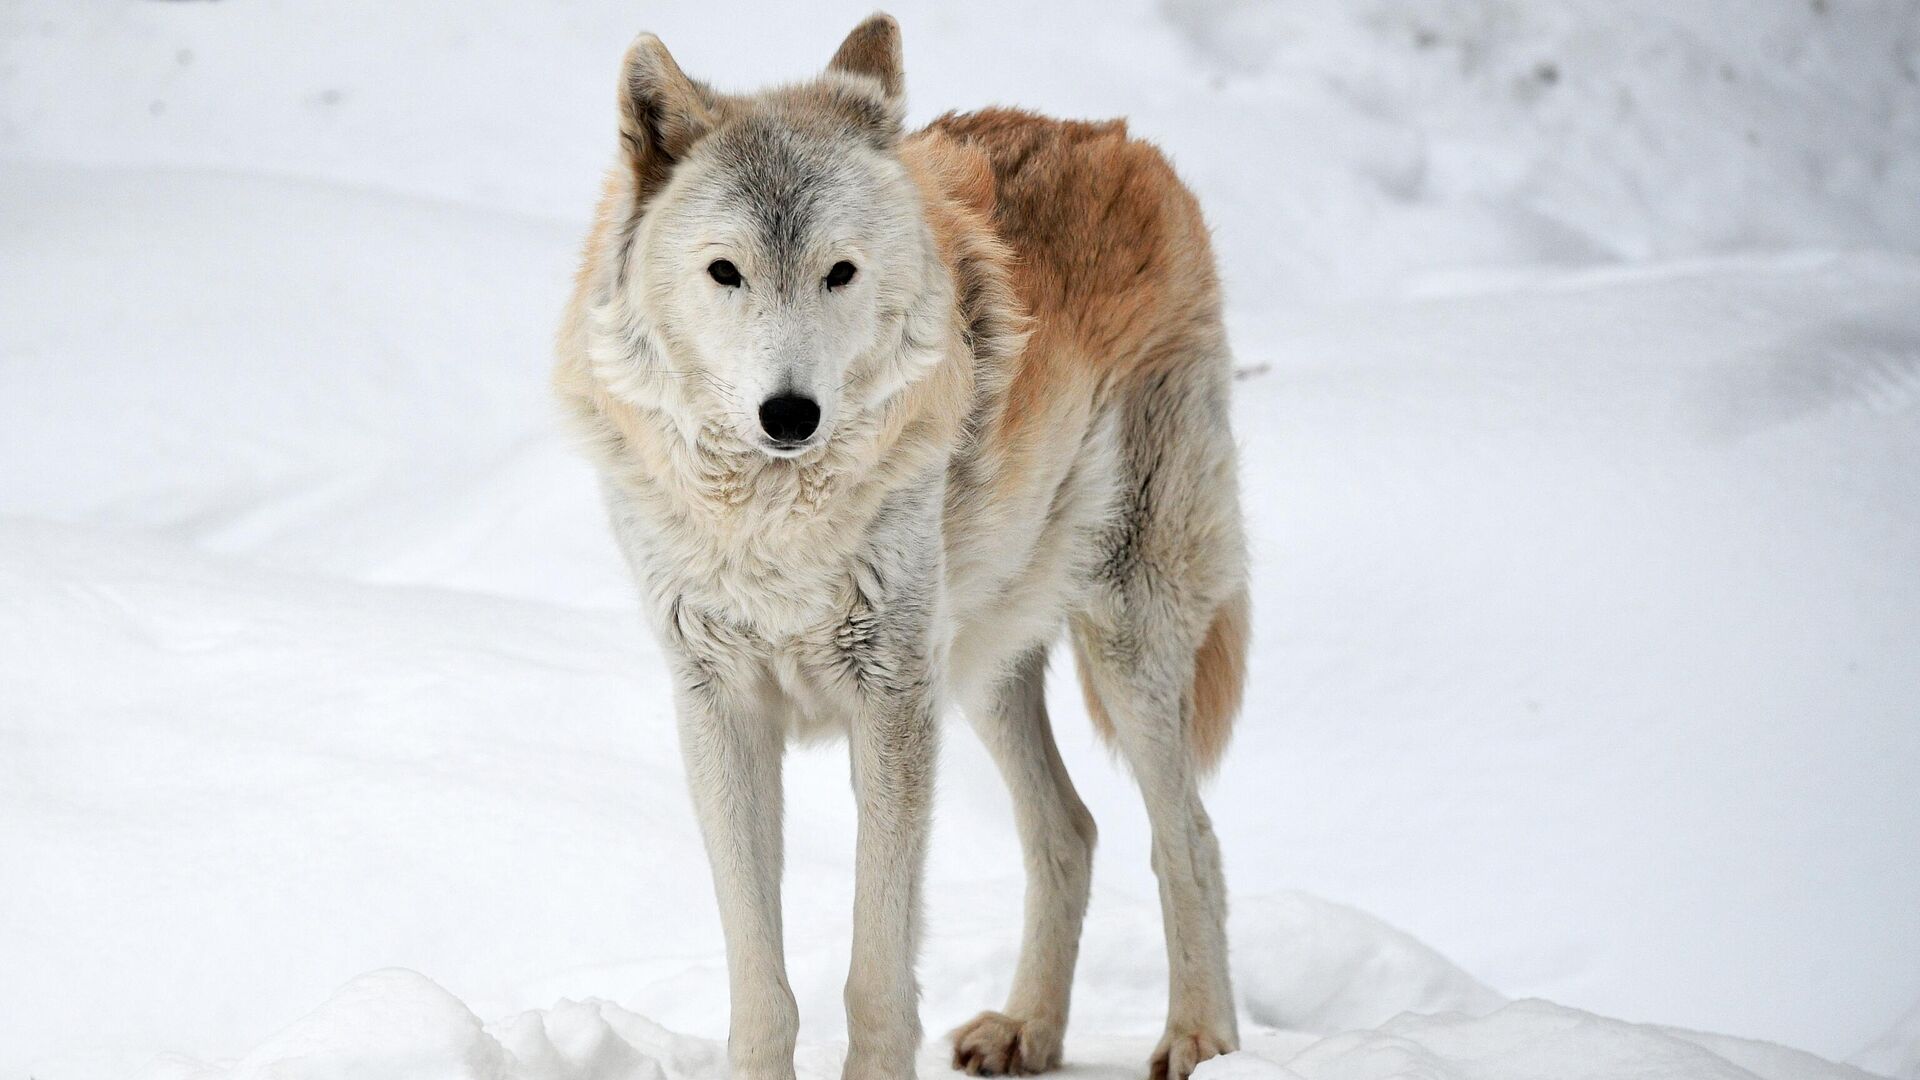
[4,2,1919,1078]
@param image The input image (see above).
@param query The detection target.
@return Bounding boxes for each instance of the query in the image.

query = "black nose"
[758,393,821,444]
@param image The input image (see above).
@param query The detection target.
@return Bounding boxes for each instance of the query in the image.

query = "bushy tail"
[1072,586,1249,777]
[1187,587,1250,775]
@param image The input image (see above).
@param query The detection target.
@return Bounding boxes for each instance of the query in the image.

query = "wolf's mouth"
[756,434,825,460]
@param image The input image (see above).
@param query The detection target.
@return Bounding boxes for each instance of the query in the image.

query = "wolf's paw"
[949,1011,1063,1076]
[1147,1026,1233,1080]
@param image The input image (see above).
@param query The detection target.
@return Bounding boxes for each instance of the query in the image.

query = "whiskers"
[640,369,739,400]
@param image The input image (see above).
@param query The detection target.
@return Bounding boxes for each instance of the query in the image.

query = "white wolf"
[556,14,1249,1080]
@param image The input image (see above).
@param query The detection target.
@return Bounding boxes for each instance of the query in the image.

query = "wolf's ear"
[828,13,904,102]
[618,34,713,198]
[825,14,905,147]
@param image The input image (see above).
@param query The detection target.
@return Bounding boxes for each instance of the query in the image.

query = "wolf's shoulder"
[913,107,1218,379]
[916,107,1189,234]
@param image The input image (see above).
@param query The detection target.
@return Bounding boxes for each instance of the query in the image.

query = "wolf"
[555,14,1249,1080]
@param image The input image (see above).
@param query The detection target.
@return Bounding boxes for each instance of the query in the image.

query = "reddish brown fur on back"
[920,108,1220,432]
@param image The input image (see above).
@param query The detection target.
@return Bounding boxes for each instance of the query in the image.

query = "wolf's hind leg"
[1066,353,1245,1080]
[1071,599,1238,1080]
[951,647,1096,1076]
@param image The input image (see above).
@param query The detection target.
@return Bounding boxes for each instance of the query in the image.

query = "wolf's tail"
[1072,584,1249,777]
[1187,586,1250,775]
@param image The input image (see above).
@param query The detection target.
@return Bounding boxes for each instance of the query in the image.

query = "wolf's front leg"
[675,681,798,1080]
[828,476,947,1080]
[841,659,939,1080]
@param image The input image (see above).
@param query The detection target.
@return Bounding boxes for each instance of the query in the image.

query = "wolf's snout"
[758,393,821,444]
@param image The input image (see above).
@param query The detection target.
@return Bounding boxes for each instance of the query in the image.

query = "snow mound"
[131,969,721,1080]
[1854,997,1920,1080]
[1200,1000,1885,1080]
[1230,894,1504,1033]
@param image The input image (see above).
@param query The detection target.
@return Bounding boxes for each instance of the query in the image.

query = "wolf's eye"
[707,260,743,287]
[825,261,857,289]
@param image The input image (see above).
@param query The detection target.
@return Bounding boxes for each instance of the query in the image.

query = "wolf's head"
[584,14,952,461]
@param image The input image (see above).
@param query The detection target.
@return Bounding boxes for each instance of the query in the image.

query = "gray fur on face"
[701,118,872,296]
[604,83,936,451]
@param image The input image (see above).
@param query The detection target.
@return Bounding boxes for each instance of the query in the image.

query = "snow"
[4,1,1919,1079]
[1202,1000,1888,1080]
[107,976,1883,1080]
